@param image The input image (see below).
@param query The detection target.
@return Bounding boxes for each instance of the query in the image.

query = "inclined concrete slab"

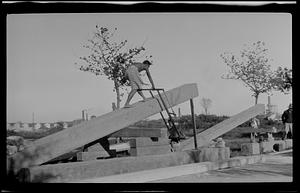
[74,151,292,183]
[25,147,230,183]
[180,104,265,150]
[70,154,266,183]
[10,84,198,172]
[27,150,197,182]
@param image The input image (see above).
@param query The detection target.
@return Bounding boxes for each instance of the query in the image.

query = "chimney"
[112,102,117,111]
[267,96,271,113]
[82,110,85,121]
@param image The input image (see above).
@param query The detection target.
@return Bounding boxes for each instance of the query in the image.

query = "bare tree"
[220,41,274,105]
[200,97,212,115]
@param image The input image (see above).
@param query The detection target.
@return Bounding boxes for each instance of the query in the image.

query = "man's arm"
[146,69,155,88]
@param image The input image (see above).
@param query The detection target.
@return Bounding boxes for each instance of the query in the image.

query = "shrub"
[6,126,65,140]
[7,136,24,147]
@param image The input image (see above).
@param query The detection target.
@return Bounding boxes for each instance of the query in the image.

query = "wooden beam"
[180,104,265,151]
[9,83,198,172]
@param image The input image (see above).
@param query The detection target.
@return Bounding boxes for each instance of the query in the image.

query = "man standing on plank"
[123,60,155,108]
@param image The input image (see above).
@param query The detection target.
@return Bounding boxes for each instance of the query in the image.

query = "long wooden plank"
[9,83,198,171]
[180,104,265,151]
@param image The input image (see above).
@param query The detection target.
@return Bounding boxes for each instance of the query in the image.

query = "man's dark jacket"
[282,109,292,123]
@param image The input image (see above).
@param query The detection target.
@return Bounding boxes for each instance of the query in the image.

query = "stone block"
[241,143,260,156]
[84,138,129,152]
[218,147,230,160]
[126,137,170,148]
[83,137,110,153]
[273,140,286,152]
[129,144,171,156]
[85,143,105,152]
[285,139,293,149]
[194,147,230,162]
[259,140,287,153]
[259,141,274,153]
[201,147,219,162]
[171,141,181,152]
[76,150,116,161]
[110,142,130,152]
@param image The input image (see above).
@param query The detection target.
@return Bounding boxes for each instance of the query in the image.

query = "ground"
[149,151,292,183]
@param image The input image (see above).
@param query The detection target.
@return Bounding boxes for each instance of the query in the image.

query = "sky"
[7,12,292,123]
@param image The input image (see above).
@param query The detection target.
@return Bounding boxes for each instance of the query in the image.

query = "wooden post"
[190,99,198,149]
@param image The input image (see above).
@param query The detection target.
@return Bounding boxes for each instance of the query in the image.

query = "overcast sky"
[7,13,292,123]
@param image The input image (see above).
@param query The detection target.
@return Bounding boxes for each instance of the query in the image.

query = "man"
[250,117,259,142]
[282,103,292,139]
[251,117,260,129]
[123,60,155,108]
